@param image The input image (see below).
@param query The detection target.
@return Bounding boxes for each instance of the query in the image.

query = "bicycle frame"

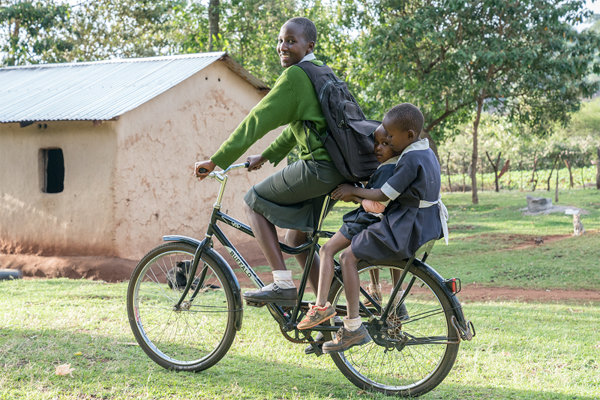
[164,163,474,342]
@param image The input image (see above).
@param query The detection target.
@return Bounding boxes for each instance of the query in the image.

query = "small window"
[40,148,64,193]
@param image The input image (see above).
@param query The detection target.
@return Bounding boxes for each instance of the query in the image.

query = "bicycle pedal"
[245,299,266,308]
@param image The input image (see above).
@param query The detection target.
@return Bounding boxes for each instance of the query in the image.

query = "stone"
[526,196,553,213]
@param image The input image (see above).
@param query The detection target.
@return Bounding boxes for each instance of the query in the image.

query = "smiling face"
[382,114,418,154]
[277,21,314,68]
[373,125,398,163]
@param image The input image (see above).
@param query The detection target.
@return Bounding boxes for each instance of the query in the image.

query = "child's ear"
[407,129,417,140]
[307,41,315,53]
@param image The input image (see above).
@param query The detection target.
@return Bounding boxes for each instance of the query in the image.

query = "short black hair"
[386,103,424,134]
[285,17,317,43]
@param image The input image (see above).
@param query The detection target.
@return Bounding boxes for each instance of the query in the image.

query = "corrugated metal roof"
[0,52,269,123]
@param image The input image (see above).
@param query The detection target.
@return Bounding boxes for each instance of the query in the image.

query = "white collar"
[397,138,429,162]
[299,53,316,63]
[378,155,399,169]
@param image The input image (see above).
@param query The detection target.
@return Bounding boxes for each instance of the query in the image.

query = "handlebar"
[198,162,250,179]
[197,162,249,208]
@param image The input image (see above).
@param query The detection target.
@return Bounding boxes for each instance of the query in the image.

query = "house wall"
[0,121,116,255]
[113,61,281,259]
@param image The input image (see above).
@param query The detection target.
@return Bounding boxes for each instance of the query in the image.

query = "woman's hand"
[331,184,360,203]
[194,159,216,180]
[247,155,267,171]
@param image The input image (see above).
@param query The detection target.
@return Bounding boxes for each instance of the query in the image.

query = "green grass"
[0,279,599,400]
[1,189,599,399]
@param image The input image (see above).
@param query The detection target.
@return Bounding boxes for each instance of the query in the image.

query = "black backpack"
[298,60,380,182]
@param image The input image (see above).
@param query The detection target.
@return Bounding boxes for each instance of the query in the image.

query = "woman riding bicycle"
[194,17,345,305]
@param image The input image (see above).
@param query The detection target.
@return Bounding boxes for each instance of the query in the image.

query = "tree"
[0,0,73,66]
[69,0,185,61]
[208,0,220,51]
[350,0,600,203]
[559,97,600,189]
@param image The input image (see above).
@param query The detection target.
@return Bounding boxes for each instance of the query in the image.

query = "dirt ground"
[1,239,599,303]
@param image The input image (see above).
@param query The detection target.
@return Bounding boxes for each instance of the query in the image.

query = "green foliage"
[69,0,185,60]
[0,0,72,66]
[346,0,600,146]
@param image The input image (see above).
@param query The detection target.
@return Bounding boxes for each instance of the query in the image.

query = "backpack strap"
[302,120,317,163]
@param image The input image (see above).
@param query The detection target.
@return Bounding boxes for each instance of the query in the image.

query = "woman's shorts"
[244,159,345,232]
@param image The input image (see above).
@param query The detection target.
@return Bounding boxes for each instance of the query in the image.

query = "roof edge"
[0,52,228,70]
[219,53,270,91]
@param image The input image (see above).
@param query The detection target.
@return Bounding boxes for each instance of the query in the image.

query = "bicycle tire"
[327,264,459,397]
[127,242,238,372]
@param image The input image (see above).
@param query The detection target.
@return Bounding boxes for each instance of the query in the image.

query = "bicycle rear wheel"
[327,264,459,397]
[127,242,238,372]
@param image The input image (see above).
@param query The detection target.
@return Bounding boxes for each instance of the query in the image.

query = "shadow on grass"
[0,327,596,400]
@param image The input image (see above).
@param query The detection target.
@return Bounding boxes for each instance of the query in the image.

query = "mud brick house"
[0,52,279,260]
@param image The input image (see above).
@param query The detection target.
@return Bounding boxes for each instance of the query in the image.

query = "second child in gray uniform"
[302,103,448,353]
[296,121,402,336]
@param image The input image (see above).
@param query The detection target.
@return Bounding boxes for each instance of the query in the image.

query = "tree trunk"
[530,153,539,191]
[7,18,20,66]
[446,153,452,192]
[546,155,559,191]
[422,130,439,161]
[518,159,523,190]
[555,157,560,203]
[470,99,483,204]
[208,0,220,51]
[480,157,484,192]
[596,146,600,190]
[564,158,573,188]
[485,151,501,192]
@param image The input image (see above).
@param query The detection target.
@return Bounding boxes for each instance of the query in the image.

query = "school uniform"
[210,54,345,232]
[351,139,448,265]
[339,156,398,240]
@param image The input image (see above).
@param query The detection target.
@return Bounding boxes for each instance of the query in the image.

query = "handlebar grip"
[197,167,208,174]
[244,162,250,168]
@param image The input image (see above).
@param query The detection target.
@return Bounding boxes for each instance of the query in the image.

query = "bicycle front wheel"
[328,264,459,397]
[127,242,238,372]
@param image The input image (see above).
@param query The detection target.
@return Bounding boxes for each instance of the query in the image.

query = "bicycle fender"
[412,259,469,328]
[163,235,204,248]
[163,235,244,332]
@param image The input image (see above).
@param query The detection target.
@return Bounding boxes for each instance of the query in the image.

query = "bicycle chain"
[279,325,314,344]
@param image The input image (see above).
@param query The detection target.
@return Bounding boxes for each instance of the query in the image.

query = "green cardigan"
[210,59,331,169]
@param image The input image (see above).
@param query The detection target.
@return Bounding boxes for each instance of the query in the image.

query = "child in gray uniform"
[300,103,448,353]
[297,122,401,333]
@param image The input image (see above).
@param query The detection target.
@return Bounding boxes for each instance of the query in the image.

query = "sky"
[586,0,600,13]
[575,0,600,30]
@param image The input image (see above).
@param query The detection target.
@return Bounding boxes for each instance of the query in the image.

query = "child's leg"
[364,269,382,307]
[321,246,371,354]
[315,231,351,307]
[297,231,349,331]
[369,269,380,285]
[285,229,320,293]
[339,247,361,319]
[390,268,405,301]
[390,268,409,320]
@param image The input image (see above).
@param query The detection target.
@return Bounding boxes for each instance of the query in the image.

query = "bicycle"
[126,162,475,397]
